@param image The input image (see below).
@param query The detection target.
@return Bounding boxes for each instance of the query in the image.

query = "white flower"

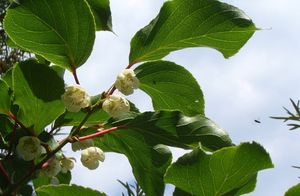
[71,139,94,152]
[43,159,61,177]
[115,69,139,95]
[61,85,90,112]
[80,147,105,170]
[16,136,42,161]
[60,157,75,173]
[102,95,130,118]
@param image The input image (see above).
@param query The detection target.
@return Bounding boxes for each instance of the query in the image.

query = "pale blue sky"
[63,0,300,195]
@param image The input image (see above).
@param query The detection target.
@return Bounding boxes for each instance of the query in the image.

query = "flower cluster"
[80,147,105,170]
[72,139,105,170]
[62,85,91,112]
[102,95,130,118]
[16,136,44,161]
[115,69,139,95]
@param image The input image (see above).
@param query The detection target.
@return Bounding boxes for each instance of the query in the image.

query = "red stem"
[6,112,35,136]
[78,125,127,141]
[7,122,17,156]
[0,162,11,184]
[72,67,80,85]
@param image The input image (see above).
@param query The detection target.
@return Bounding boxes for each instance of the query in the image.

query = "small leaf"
[165,142,273,196]
[54,95,109,128]
[86,0,112,31]
[36,184,105,196]
[285,183,300,196]
[13,59,65,134]
[4,0,95,69]
[113,111,232,151]
[0,79,11,114]
[129,0,256,63]
[54,109,109,128]
[135,61,204,116]
[33,172,72,189]
[2,68,13,89]
[95,133,172,196]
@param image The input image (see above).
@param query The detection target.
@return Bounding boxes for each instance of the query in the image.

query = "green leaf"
[129,0,256,63]
[13,59,65,133]
[0,79,11,114]
[285,183,300,196]
[135,61,204,116]
[95,132,172,196]
[4,0,95,70]
[113,111,232,151]
[164,142,273,196]
[36,184,105,196]
[86,0,112,31]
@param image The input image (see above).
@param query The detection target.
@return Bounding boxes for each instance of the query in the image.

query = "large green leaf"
[129,0,256,63]
[165,142,273,196]
[285,183,300,196]
[4,0,95,70]
[0,79,11,114]
[13,60,65,134]
[36,184,105,196]
[135,61,204,116]
[112,111,232,151]
[86,0,112,31]
[95,132,172,196]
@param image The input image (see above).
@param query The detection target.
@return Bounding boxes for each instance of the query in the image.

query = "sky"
[62,0,300,195]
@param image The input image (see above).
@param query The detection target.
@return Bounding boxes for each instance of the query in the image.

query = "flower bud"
[43,159,61,177]
[115,69,139,95]
[60,157,75,173]
[16,136,42,161]
[71,139,94,152]
[80,147,105,170]
[61,85,90,112]
[102,95,130,118]
[50,177,60,185]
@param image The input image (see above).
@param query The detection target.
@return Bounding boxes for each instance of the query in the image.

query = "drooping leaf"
[129,0,256,63]
[112,111,232,151]
[285,183,300,196]
[13,60,65,134]
[95,132,172,196]
[0,79,11,114]
[135,61,204,116]
[86,0,112,31]
[165,142,273,196]
[4,0,95,70]
[36,184,105,196]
